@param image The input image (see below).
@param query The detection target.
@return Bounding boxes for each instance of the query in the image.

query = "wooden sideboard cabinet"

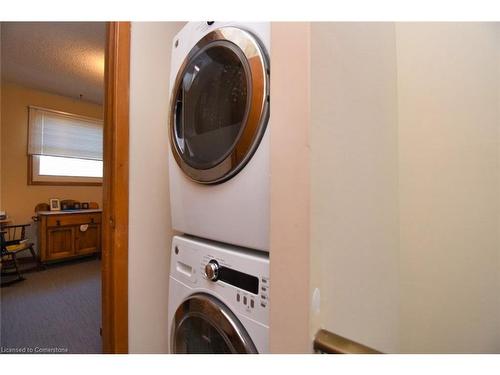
[37,209,102,262]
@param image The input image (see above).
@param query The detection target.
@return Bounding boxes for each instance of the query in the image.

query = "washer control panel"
[171,235,269,326]
[200,254,270,319]
[234,275,270,311]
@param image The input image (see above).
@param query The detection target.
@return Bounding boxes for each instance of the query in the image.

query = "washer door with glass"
[170,26,269,184]
[171,293,258,354]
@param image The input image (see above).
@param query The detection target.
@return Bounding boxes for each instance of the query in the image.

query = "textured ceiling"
[1,22,106,104]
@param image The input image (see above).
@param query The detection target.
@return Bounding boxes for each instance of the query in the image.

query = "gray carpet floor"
[0,258,101,354]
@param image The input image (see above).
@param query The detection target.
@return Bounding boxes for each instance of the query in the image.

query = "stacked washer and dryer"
[167,22,271,354]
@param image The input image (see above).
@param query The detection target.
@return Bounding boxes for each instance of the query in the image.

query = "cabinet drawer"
[47,213,101,227]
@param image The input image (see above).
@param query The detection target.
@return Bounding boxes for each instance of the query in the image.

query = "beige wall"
[0,82,103,228]
[310,22,500,353]
[269,22,312,353]
[128,21,185,353]
[396,23,500,353]
[310,23,400,353]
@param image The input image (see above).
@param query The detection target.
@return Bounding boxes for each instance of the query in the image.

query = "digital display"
[218,267,259,295]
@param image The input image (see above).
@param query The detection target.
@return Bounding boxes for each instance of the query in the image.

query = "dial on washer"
[205,260,219,281]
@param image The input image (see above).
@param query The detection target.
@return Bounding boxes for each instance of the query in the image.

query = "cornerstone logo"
[1,346,69,353]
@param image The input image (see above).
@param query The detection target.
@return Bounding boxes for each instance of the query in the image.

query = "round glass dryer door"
[170,27,270,184]
[171,293,258,354]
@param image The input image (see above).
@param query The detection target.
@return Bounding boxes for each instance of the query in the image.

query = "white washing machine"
[168,235,270,353]
[168,22,271,252]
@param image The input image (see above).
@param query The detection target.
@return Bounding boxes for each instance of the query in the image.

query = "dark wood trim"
[27,156,103,186]
[101,21,130,354]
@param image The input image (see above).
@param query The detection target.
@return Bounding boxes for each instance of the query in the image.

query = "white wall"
[396,23,500,353]
[310,23,400,353]
[128,21,184,353]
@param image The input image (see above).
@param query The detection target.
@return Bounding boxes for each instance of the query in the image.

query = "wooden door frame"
[102,21,130,354]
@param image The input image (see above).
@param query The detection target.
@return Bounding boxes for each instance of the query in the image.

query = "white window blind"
[28,106,103,161]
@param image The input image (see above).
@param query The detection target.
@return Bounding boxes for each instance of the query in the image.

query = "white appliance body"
[168,22,271,251]
[168,235,270,353]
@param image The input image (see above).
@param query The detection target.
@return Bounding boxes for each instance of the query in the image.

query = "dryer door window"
[171,293,257,354]
[170,27,269,184]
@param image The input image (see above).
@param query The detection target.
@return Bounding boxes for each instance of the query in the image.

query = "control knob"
[205,260,219,281]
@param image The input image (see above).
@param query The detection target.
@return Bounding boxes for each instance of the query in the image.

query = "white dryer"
[168,235,270,353]
[168,22,270,251]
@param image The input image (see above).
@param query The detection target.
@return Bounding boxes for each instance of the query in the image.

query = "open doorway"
[0,22,128,354]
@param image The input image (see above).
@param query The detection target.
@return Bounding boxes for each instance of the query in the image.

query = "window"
[28,106,103,185]
[39,155,103,177]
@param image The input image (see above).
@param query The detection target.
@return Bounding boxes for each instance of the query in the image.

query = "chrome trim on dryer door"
[169,26,270,184]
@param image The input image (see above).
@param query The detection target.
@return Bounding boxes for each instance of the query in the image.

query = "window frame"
[27,106,103,186]
[28,155,103,186]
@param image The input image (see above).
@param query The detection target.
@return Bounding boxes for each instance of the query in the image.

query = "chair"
[1,223,42,286]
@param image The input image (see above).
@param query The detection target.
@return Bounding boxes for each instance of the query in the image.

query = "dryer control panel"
[170,235,270,327]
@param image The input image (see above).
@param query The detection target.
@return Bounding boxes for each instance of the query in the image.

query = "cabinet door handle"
[56,220,61,226]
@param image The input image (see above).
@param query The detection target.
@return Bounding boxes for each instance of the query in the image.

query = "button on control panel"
[260,277,270,308]
[236,291,257,310]
[234,276,269,313]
